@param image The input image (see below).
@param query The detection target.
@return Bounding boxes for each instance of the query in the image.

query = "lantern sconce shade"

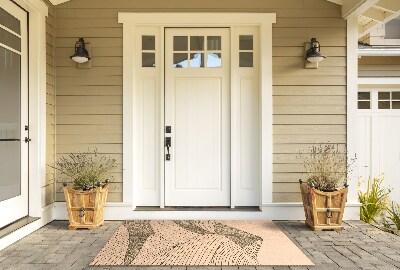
[70,38,91,64]
[304,38,326,69]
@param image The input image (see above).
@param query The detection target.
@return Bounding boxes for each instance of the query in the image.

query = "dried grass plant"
[50,148,117,189]
[299,144,356,191]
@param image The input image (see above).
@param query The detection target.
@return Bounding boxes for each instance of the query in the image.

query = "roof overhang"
[327,0,400,39]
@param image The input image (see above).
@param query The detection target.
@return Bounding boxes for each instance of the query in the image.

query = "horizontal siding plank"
[56,105,122,115]
[273,193,302,202]
[273,115,346,124]
[56,124,122,134]
[274,134,346,144]
[273,56,346,67]
[274,106,345,115]
[56,115,122,124]
[56,86,122,96]
[273,143,346,154]
[56,96,122,105]
[274,96,345,105]
[57,134,122,144]
[273,86,346,96]
[273,47,346,57]
[56,144,122,154]
[273,125,346,135]
[57,76,122,86]
[56,67,123,77]
[273,76,346,86]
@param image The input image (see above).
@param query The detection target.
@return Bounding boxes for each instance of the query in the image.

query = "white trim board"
[119,13,276,210]
[359,77,400,85]
[53,202,361,220]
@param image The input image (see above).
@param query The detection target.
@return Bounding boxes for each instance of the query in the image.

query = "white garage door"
[358,89,400,202]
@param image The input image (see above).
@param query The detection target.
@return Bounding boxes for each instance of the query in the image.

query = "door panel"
[164,28,230,206]
[0,1,28,229]
[378,117,400,200]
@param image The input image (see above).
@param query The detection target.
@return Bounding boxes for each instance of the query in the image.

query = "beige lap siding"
[45,0,56,207]
[54,0,347,203]
[359,56,400,77]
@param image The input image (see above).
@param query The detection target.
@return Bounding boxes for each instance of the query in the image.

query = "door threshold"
[135,206,261,212]
[0,216,40,240]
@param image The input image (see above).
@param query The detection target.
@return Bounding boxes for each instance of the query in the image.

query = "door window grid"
[378,91,400,110]
[358,91,371,110]
[358,91,400,110]
[239,35,253,67]
[142,35,156,68]
[173,35,222,68]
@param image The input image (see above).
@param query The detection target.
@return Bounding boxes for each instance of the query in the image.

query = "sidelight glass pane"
[207,53,221,68]
[239,35,253,50]
[0,46,21,202]
[142,53,155,67]
[142,35,155,50]
[239,52,253,67]
[189,53,204,68]
[358,92,370,100]
[173,36,188,51]
[0,27,21,51]
[190,36,204,51]
[358,101,370,109]
[173,53,188,68]
[207,36,221,50]
[0,7,20,34]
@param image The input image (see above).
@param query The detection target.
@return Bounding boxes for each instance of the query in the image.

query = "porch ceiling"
[326,0,400,39]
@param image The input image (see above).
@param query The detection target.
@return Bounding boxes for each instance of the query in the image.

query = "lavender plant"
[50,148,117,189]
[299,144,356,191]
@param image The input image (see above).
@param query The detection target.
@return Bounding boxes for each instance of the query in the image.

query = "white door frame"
[119,13,275,210]
[12,0,48,218]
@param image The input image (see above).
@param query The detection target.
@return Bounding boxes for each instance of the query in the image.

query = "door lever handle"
[165,137,171,161]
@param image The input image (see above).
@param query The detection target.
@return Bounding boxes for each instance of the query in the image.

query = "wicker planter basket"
[63,184,109,230]
[299,182,348,231]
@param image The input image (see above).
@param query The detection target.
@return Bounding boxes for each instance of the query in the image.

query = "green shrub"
[382,201,400,230]
[358,176,391,224]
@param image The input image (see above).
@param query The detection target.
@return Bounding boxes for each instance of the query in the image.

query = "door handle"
[165,137,171,161]
[24,137,31,143]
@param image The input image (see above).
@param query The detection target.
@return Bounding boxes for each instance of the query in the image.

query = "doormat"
[91,220,313,266]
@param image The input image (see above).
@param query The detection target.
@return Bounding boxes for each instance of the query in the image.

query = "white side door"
[164,28,230,206]
[0,0,29,228]
[358,90,400,202]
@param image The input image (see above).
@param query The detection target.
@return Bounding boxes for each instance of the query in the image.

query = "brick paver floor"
[0,220,399,270]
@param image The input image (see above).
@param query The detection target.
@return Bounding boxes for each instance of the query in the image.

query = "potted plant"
[298,144,355,231]
[51,149,117,230]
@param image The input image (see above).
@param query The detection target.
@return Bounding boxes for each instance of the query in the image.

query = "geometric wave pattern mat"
[91,220,314,266]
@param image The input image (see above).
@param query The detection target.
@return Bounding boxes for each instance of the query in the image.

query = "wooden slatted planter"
[63,184,109,230]
[300,182,348,231]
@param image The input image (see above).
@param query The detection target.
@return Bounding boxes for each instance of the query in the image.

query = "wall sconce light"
[70,38,91,64]
[305,38,326,69]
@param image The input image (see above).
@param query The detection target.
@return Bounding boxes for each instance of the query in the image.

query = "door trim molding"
[13,0,48,217]
[119,13,276,210]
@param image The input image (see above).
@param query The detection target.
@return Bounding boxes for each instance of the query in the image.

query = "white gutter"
[358,48,400,56]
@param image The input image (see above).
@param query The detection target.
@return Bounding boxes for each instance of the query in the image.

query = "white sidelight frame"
[118,13,276,210]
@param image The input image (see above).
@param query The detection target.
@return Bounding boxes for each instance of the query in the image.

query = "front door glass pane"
[0,46,21,202]
[0,7,20,34]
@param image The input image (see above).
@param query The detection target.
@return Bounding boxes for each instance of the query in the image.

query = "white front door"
[164,28,230,206]
[358,90,400,201]
[0,0,29,228]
